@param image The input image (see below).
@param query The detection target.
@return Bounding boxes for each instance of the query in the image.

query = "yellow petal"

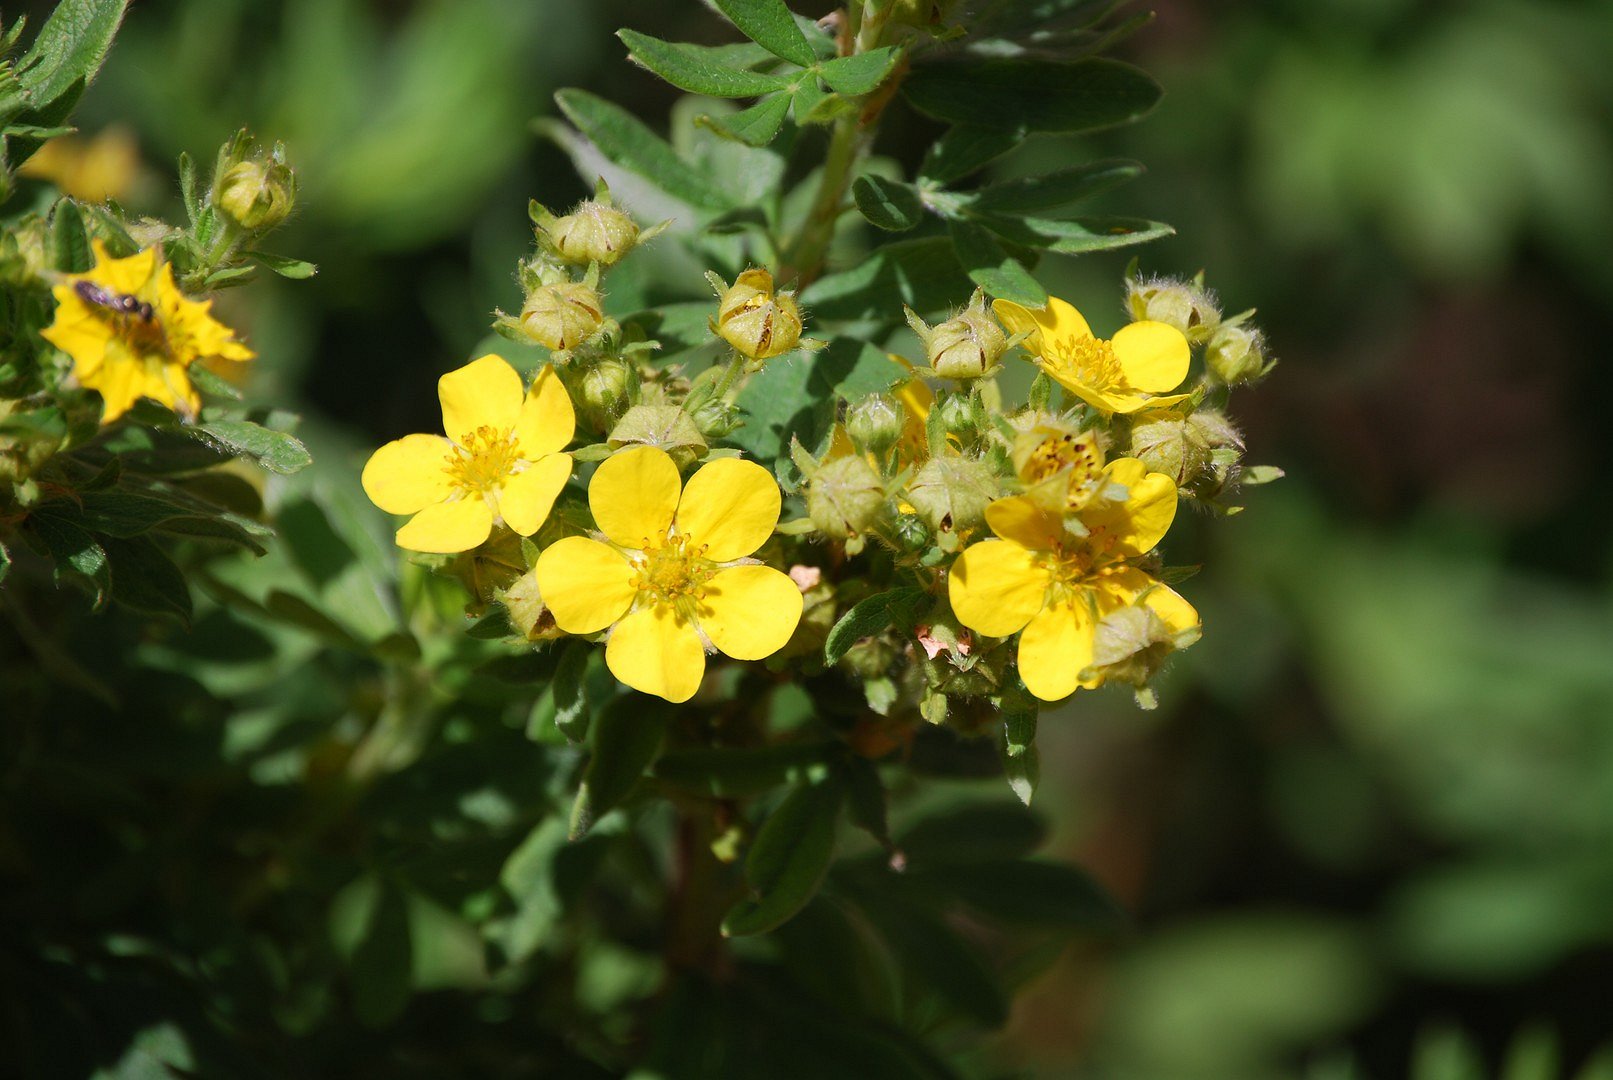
[1085,458,1177,557]
[606,604,706,703]
[498,452,572,535]
[673,457,781,561]
[89,241,157,296]
[395,498,494,553]
[85,351,145,422]
[533,535,636,634]
[40,291,110,374]
[1143,581,1199,635]
[1112,320,1190,393]
[439,354,523,444]
[699,565,803,660]
[947,539,1048,638]
[513,364,575,459]
[984,495,1063,552]
[1103,567,1201,635]
[1112,390,1192,415]
[590,445,681,549]
[1018,597,1096,701]
[362,434,455,515]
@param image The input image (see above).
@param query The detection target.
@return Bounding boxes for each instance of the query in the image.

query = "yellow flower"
[40,241,253,423]
[19,127,140,202]
[362,354,575,554]
[947,458,1199,701]
[534,446,803,703]
[994,295,1190,415]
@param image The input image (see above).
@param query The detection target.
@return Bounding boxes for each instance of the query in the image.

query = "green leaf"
[1001,705,1040,805]
[247,251,317,279]
[853,174,925,232]
[976,213,1174,255]
[971,158,1143,214]
[903,57,1161,134]
[896,800,1046,864]
[907,859,1122,928]
[818,47,903,96]
[103,535,192,625]
[570,695,668,838]
[27,512,110,605]
[187,364,243,401]
[329,874,413,1028]
[17,0,128,111]
[653,742,832,797]
[618,30,793,97]
[920,124,1023,185]
[723,777,845,936]
[949,220,1046,305]
[825,586,930,665]
[799,237,975,321]
[551,89,732,211]
[842,757,892,850]
[699,92,792,147]
[194,420,313,475]
[49,200,92,272]
[552,640,592,744]
[713,0,817,68]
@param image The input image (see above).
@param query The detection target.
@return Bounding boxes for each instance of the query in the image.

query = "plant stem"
[710,350,748,403]
[783,111,864,288]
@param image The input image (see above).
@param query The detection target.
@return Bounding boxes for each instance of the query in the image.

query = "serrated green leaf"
[698,91,792,147]
[903,57,1161,134]
[17,0,128,111]
[976,212,1173,254]
[713,0,817,67]
[570,696,668,839]
[248,250,317,279]
[618,29,793,97]
[195,419,313,475]
[48,199,91,272]
[853,174,925,232]
[818,47,903,96]
[188,364,243,401]
[723,776,844,936]
[971,158,1143,213]
[825,586,930,665]
[949,220,1046,305]
[551,89,731,211]
[653,742,832,797]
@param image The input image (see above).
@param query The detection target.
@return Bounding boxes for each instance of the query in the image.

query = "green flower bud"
[933,392,981,445]
[497,569,563,641]
[607,404,707,469]
[905,289,1006,380]
[845,393,905,457]
[1128,414,1210,487]
[1184,410,1245,501]
[542,199,641,267]
[806,454,884,539]
[1205,324,1270,385]
[520,281,605,352]
[892,511,930,552]
[1126,276,1220,343]
[905,456,999,534]
[575,356,639,434]
[712,268,805,362]
[218,159,295,232]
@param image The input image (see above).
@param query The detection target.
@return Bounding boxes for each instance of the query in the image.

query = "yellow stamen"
[1046,335,1122,388]
[444,425,520,493]
[631,533,716,606]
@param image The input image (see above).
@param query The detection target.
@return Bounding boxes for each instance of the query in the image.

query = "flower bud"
[607,404,707,469]
[933,392,982,446]
[1126,276,1220,343]
[1205,323,1270,385]
[905,456,999,534]
[541,199,641,267]
[1128,414,1210,487]
[498,569,563,641]
[806,454,884,539]
[712,268,804,362]
[892,510,930,552]
[218,159,295,232]
[906,289,1006,380]
[571,356,639,434]
[845,393,905,457]
[520,281,605,352]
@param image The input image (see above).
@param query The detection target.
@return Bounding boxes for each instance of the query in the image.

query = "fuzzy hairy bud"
[807,454,884,539]
[1205,323,1269,385]
[906,289,1006,380]
[607,404,707,468]
[543,200,641,267]
[713,268,804,362]
[1128,415,1210,487]
[845,393,905,457]
[219,159,295,232]
[1126,276,1220,343]
[575,356,639,434]
[519,282,604,352]
[905,456,999,534]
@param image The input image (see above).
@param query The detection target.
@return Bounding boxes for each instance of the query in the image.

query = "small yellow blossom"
[362,354,575,554]
[947,457,1199,701]
[534,446,803,703]
[40,241,253,423]
[20,127,140,202]
[994,295,1190,415]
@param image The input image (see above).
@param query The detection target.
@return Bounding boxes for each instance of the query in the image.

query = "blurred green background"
[28,0,1613,1075]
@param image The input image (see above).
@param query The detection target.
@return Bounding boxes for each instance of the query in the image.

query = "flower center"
[632,533,715,605]
[1047,335,1122,388]
[1041,549,1125,600]
[444,425,521,493]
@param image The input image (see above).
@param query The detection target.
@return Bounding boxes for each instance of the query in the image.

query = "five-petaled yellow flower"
[534,446,803,703]
[362,354,575,553]
[994,295,1190,415]
[41,241,253,423]
[948,457,1199,701]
